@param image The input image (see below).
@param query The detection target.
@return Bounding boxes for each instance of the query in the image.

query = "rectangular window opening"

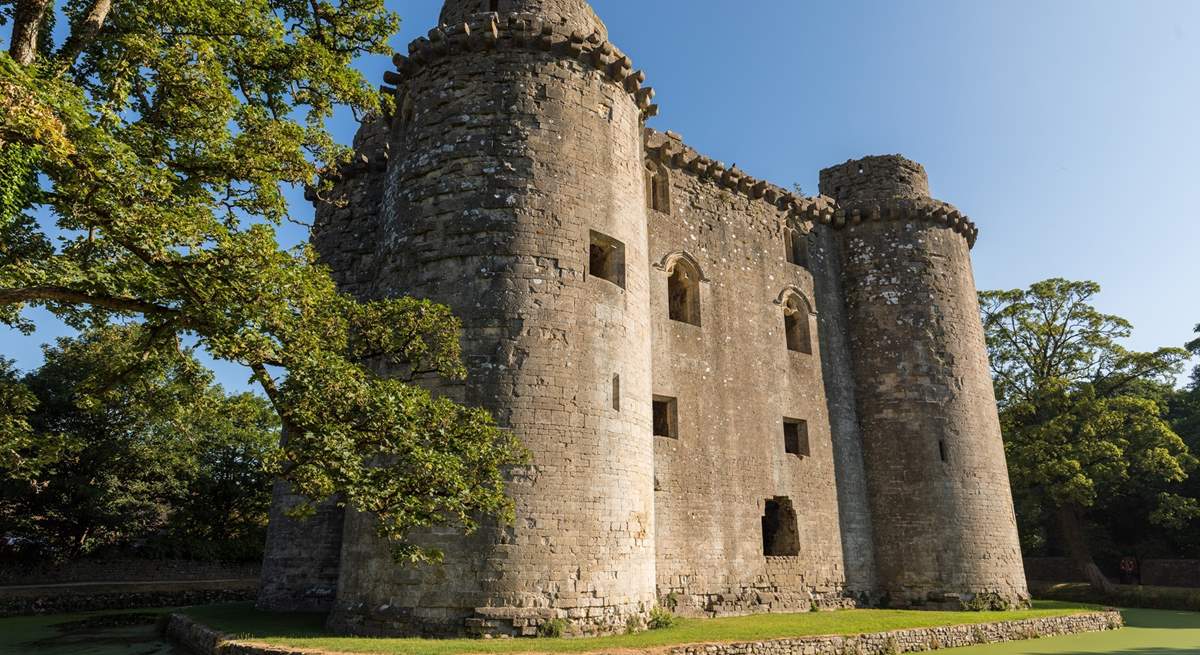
[589,230,626,289]
[762,497,800,557]
[784,418,810,457]
[612,374,621,412]
[939,439,948,463]
[785,229,810,269]
[653,396,678,439]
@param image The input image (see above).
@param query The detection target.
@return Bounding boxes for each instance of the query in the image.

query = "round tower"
[819,156,1029,609]
[328,0,657,637]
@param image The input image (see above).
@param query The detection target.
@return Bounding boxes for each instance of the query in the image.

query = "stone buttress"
[326,0,659,637]
[820,157,1029,608]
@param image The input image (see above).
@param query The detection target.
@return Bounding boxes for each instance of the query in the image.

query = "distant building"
[258,0,1029,637]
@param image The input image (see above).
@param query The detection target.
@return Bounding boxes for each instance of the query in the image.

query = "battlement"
[646,131,978,247]
[644,129,836,228]
[819,156,930,203]
[385,13,657,121]
[439,0,607,40]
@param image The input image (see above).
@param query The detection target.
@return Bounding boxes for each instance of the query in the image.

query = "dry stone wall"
[163,610,1124,655]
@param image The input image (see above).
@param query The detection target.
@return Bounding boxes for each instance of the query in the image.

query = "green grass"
[941,607,1200,654]
[184,601,1101,655]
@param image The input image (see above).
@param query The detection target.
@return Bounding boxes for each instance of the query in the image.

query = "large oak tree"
[0,0,524,562]
[981,279,1194,593]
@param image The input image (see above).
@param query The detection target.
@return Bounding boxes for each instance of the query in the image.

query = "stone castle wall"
[821,158,1028,608]
[327,4,656,637]
[260,0,1030,636]
[644,131,849,616]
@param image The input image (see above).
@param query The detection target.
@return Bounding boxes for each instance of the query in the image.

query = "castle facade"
[257,0,1029,637]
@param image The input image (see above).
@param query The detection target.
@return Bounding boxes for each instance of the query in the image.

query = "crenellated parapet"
[645,130,979,247]
[832,197,979,248]
[384,13,659,121]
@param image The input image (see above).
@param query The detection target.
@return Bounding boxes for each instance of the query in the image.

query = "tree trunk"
[1056,504,1117,595]
[8,0,53,65]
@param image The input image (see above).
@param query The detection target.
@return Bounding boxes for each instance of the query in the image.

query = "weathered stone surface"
[258,0,1029,636]
[163,610,1124,655]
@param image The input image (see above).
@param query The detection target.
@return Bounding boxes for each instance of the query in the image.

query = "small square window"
[784,418,809,457]
[589,230,626,289]
[653,396,678,439]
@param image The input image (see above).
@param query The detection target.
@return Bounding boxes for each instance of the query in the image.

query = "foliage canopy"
[0,0,525,561]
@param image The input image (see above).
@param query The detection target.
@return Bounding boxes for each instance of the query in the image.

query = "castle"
[257,0,1029,637]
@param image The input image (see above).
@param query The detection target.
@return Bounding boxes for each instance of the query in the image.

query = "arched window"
[783,295,812,354]
[667,258,701,326]
[646,162,671,214]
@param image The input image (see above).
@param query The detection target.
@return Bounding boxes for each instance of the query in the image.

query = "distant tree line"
[0,326,278,562]
[982,279,1200,592]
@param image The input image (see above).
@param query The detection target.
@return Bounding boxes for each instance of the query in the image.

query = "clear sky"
[4,0,1198,388]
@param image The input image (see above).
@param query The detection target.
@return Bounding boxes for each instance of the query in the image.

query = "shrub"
[625,615,642,634]
[648,606,677,630]
[537,618,567,638]
[961,592,1011,612]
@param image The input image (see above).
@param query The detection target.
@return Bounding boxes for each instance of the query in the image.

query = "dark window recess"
[784,418,810,457]
[785,229,809,269]
[939,439,948,463]
[762,497,800,557]
[667,261,701,326]
[589,230,626,288]
[612,374,621,411]
[784,297,813,354]
[646,164,671,213]
[652,396,678,439]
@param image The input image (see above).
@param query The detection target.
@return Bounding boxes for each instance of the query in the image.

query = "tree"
[0,0,525,561]
[0,327,279,558]
[980,279,1194,593]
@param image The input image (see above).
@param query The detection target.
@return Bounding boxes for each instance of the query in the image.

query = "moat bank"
[165,602,1115,655]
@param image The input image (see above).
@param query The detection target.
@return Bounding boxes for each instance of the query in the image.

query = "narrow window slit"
[612,374,620,411]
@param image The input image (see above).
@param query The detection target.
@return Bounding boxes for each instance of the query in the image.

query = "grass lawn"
[185,601,1100,655]
[941,607,1200,654]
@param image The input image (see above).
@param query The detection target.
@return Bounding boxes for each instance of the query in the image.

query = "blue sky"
[4,0,1198,388]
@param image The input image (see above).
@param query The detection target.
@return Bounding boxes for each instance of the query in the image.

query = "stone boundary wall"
[1024,556,1200,588]
[0,558,260,586]
[1,584,255,617]
[1142,560,1200,588]
[164,610,1122,655]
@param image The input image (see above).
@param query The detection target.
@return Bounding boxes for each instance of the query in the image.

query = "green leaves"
[982,278,1198,560]
[1,0,524,561]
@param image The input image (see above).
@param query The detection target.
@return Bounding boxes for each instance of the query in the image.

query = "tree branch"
[55,0,115,75]
[0,286,182,318]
